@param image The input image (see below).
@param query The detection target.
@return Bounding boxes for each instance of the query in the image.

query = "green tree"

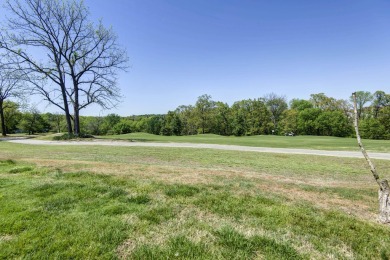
[195,94,215,134]
[44,112,65,133]
[19,108,49,134]
[146,116,164,135]
[249,99,271,135]
[349,91,373,119]
[112,119,135,135]
[377,106,390,139]
[102,114,121,135]
[175,105,197,135]
[290,99,313,111]
[316,110,351,137]
[82,116,104,135]
[280,109,298,135]
[297,108,322,135]
[161,111,182,136]
[372,91,390,118]
[134,117,149,133]
[0,58,25,136]
[230,99,271,136]
[231,110,246,136]
[212,102,232,135]
[2,101,22,134]
[359,118,386,140]
[265,93,287,133]
[310,93,334,110]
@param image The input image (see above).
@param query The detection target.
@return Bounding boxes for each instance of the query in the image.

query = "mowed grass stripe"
[95,132,390,152]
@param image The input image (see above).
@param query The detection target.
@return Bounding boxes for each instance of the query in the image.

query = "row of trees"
[153,91,389,139]
[3,91,389,140]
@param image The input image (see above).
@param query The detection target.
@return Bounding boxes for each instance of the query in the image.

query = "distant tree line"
[150,91,389,139]
[2,90,389,140]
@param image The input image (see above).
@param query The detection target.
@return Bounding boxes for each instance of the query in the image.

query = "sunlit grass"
[96,132,390,152]
[1,141,390,258]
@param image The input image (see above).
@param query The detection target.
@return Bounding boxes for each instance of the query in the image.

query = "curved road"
[4,138,390,160]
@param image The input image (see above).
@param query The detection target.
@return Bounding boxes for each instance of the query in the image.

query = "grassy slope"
[96,133,390,153]
[1,141,390,259]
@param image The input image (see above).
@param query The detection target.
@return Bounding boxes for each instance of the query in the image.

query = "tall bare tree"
[0,59,24,136]
[0,0,128,135]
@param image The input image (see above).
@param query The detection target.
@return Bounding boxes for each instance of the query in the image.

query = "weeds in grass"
[125,194,151,204]
[138,206,176,224]
[164,184,201,197]
[132,235,211,259]
[0,160,15,165]
[215,226,302,259]
[8,166,33,174]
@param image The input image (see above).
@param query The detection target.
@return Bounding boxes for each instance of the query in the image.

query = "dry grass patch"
[2,157,390,259]
[0,235,13,242]
[117,206,310,259]
[117,205,359,259]
[25,158,379,222]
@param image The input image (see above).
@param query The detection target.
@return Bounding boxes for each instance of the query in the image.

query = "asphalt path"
[4,138,390,160]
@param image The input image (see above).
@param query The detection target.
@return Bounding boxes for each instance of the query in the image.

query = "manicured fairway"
[1,141,390,259]
[97,133,390,153]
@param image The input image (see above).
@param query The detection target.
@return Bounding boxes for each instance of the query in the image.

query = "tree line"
[137,91,389,139]
[2,90,389,140]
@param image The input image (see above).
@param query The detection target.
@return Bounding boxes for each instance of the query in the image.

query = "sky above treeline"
[5,0,390,116]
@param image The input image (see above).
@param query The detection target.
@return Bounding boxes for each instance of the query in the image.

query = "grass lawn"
[1,141,390,259]
[96,132,390,153]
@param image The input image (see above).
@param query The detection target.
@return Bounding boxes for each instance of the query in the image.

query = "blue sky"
[6,0,390,115]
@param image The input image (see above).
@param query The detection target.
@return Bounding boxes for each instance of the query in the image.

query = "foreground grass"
[1,142,390,259]
[96,132,390,153]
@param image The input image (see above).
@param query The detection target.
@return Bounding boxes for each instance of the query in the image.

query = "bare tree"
[352,92,390,223]
[0,0,128,136]
[0,58,24,136]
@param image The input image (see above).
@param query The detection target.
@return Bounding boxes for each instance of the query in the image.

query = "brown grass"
[0,235,13,242]
[25,158,377,223]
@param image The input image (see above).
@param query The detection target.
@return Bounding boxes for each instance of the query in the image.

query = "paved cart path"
[4,138,390,160]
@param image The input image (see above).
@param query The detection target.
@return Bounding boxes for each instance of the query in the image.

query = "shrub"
[53,133,94,140]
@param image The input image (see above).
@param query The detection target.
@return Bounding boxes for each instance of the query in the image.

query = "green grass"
[1,141,390,259]
[96,132,390,152]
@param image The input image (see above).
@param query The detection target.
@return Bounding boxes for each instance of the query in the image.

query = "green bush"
[53,133,94,140]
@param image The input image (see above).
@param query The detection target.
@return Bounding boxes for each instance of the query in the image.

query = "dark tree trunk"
[74,107,80,136]
[60,85,72,135]
[73,83,80,136]
[0,101,6,136]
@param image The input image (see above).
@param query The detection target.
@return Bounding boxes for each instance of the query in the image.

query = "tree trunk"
[64,102,72,135]
[0,101,6,136]
[379,180,390,223]
[352,92,390,224]
[74,107,80,136]
[60,85,73,135]
[73,83,80,136]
